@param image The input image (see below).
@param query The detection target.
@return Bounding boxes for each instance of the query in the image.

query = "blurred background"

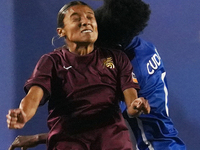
[1,0,199,149]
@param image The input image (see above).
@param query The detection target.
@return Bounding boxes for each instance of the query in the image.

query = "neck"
[66,42,94,55]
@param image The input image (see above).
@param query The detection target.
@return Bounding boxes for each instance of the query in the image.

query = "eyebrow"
[70,11,94,18]
[70,12,79,17]
[87,11,94,15]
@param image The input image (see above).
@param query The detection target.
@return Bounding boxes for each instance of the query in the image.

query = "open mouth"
[81,29,93,33]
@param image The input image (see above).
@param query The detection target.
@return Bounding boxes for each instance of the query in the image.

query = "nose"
[81,16,90,26]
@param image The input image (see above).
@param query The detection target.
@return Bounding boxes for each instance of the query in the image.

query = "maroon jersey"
[24,46,139,149]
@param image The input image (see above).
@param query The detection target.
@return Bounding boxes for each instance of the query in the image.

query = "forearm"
[123,88,139,116]
[19,98,39,122]
[9,133,48,150]
[37,133,48,144]
[7,86,44,129]
[19,86,44,122]
[123,88,150,116]
[123,88,138,107]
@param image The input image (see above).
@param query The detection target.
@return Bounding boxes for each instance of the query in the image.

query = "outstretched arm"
[6,85,44,129]
[8,133,48,150]
[123,88,150,117]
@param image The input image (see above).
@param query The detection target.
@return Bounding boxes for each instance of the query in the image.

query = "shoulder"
[130,37,156,52]
[48,47,63,57]
[35,47,66,67]
[140,38,157,53]
[41,47,65,61]
[126,37,158,58]
[130,38,165,76]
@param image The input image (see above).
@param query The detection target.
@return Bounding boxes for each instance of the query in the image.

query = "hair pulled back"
[57,1,92,28]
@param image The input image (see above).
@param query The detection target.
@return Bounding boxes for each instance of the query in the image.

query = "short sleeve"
[117,51,140,91]
[24,54,54,105]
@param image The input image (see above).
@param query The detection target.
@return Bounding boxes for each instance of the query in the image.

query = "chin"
[82,34,97,42]
[82,38,97,44]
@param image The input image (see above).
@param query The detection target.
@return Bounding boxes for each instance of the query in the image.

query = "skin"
[124,88,150,116]
[6,86,44,129]
[7,4,150,149]
[57,5,98,55]
[8,133,47,150]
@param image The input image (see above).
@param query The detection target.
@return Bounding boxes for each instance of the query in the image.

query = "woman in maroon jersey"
[6,1,150,150]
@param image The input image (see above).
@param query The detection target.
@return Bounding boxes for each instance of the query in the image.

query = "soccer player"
[8,0,186,150]
[95,0,186,149]
[6,1,150,150]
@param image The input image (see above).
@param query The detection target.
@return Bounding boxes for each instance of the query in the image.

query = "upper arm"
[117,51,140,91]
[24,54,55,104]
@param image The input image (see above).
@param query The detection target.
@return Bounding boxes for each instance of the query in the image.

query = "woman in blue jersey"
[8,0,186,150]
[95,0,186,150]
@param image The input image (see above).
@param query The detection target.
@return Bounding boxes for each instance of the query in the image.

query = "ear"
[57,28,66,37]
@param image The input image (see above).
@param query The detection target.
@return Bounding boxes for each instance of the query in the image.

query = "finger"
[133,99,143,109]
[12,137,20,145]
[8,145,15,150]
[6,112,16,122]
[140,100,150,114]
[7,120,20,129]
[144,100,150,113]
[21,147,27,150]
[144,100,149,113]
[132,99,142,108]
[146,100,151,113]
[8,110,18,117]
[6,114,12,119]
[7,109,23,129]
[7,115,18,123]
[7,117,18,129]
[133,98,145,111]
[7,111,18,125]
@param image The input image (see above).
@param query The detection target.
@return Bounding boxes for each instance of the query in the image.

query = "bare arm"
[6,85,44,129]
[8,133,48,150]
[123,88,150,117]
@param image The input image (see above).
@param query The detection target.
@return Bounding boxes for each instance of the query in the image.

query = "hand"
[6,109,27,129]
[127,97,150,117]
[8,135,39,150]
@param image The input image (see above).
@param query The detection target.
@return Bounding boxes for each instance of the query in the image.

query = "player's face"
[59,5,98,45]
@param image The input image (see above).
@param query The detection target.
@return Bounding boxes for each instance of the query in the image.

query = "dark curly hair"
[95,0,151,48]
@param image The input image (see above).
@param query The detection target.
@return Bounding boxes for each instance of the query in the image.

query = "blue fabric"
[120,37,186,150]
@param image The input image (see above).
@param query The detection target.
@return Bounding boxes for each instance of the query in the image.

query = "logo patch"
[63,66,72,70]
[102,57,115,69]
[132,72,138,83]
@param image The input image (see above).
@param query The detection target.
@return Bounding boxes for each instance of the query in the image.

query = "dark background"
[1,0,199,149]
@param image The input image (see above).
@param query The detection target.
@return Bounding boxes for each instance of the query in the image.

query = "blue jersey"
[120,37,186,150]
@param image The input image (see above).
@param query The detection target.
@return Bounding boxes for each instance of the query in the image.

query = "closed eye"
[87,13,95,20]
[70,13,81,22]
[71,16,80,22]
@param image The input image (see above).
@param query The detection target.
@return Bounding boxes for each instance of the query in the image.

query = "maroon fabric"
[24,46,139,149]
[51,114,133,150]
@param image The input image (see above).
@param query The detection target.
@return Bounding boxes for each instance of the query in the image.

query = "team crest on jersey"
[102,57,115,69]
[132,72,138,83]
